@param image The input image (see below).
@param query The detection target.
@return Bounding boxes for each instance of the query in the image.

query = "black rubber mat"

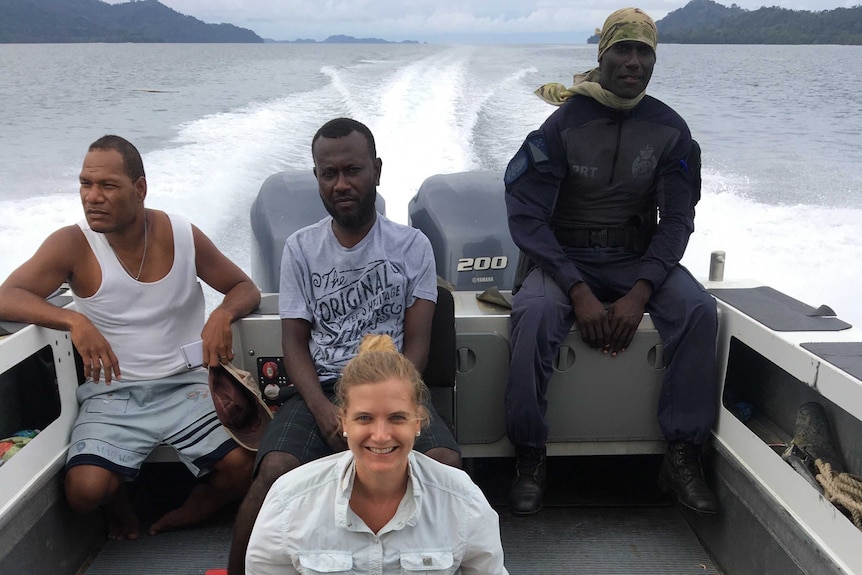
[500,506,721,574]
[468,454,672,507]
[801,342,862,381]
[710,286,851,331]
[83,457,717,574]
[84,505,719,575]
[83,463,233,574]
[83,518,232,574]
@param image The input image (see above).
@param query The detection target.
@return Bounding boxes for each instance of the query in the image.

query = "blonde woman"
[246,334,507,574]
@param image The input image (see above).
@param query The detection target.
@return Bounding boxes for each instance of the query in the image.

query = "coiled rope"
[815,459,862,528]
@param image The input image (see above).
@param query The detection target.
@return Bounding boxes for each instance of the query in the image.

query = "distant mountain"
[587,0,862,45]
[265,34,419,44]
[0,0,263,43]
[657,0,747,37]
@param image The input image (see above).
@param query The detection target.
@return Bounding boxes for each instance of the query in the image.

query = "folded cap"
[208,362,273,451]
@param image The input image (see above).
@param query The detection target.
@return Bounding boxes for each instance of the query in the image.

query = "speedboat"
[2,170,860,574]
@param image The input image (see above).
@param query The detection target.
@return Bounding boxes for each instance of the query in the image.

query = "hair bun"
[358,334,397,355]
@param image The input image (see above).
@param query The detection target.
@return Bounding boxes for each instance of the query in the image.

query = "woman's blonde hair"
[336,334,430,427]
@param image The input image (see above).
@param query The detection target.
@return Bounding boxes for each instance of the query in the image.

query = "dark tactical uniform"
[504,93,718,450]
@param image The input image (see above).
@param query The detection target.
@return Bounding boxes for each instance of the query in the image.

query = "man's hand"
[201,307,234,367]
[606,280,653,355]
[569,282,610,350]
[310,401,348,452]
[69,313,120,384]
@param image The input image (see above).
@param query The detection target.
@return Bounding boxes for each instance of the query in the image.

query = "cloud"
[107,0,857,42]
[157,0,616,41]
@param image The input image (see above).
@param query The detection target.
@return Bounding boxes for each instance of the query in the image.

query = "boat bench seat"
[450,290,667,457]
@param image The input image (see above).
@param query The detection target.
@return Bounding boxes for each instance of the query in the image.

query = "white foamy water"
[1,43,860,327]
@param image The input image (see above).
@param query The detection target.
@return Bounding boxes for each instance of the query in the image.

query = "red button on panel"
[262,360,279,380]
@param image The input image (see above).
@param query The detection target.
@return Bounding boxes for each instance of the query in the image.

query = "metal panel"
[546,329,665,442]
[0,325,78,526]
[453,289,665,447]
[455,331,510,443]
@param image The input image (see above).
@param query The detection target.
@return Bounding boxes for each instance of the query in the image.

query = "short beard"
[324,188,377,231]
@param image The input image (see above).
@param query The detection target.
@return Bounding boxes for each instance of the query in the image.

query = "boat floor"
[82,456,721,574]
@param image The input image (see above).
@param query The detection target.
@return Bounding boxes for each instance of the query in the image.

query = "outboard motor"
[250,170,385,293]
[409,172,519,291]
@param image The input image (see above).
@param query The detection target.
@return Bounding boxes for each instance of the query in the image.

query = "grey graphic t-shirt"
[278,214,437,387]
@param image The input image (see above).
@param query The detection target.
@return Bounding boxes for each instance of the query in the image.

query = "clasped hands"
[570,281,652,356]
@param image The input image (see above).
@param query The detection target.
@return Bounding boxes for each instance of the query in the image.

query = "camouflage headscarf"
[534,7,658,110]
[598,7,657,59]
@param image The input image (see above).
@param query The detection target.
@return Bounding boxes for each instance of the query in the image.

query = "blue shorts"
[67,371,237,479]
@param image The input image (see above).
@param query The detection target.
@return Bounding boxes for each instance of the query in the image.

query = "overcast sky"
[111,0,858,43]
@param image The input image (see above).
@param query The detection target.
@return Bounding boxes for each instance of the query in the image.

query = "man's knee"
[219,445,255,470]
[424,447,462,469]
[681,289,718,340]
[214,447,255,488]
[511,282,572,349]
[237,451,301,520]
[255,450,301,489]
[64,464,123,513]
[514,287,565,320]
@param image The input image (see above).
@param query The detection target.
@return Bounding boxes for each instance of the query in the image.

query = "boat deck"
[81,456,721,574]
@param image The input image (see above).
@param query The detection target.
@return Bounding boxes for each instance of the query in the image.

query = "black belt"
[553,227,630,248]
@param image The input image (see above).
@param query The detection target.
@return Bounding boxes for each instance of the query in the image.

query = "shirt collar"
[333,451,423,533]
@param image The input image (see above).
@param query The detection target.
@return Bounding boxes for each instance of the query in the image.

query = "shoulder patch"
[505,132,552,186]
[526,134,549,166]
[504,148,529,185]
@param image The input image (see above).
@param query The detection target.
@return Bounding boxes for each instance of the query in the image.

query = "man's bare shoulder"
[40,224,88,257]
[0,224,90,301]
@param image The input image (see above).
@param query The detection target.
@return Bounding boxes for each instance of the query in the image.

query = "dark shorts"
[254,390,460,475]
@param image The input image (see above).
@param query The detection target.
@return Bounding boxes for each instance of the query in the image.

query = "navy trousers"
[505,247,718,448]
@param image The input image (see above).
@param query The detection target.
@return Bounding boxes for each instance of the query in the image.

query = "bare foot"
[149,483,226,535]
[107,492,140,541]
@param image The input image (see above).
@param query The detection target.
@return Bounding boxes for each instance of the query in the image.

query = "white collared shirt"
[246,450,508,574]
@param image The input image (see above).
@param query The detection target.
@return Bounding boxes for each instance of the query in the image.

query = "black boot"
[509,446,546,515]
[660,441,718,515]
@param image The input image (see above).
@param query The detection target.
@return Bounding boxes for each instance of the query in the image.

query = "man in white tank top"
[0,135,261,541]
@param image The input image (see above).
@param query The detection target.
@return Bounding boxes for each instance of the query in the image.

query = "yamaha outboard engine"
[250,170,385,293]
[409,172,519,291]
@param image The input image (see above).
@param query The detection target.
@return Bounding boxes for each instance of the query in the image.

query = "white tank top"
[72,213,204,381]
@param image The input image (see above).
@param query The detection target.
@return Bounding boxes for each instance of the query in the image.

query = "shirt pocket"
[297,550,353,574]
[400,551,455,573]
[84,390,131,414]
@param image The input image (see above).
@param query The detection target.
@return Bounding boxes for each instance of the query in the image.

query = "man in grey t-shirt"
[227,118,461,575]
[278,214,438,386]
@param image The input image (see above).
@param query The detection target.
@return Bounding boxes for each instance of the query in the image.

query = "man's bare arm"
[0,227,121,382]
[281,318,346,452]
[0,227,81,327]
[402,297,435,373]
[192,225,261,366]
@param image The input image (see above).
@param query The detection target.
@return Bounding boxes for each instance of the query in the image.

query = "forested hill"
[589,0,862,45]
[0,0,263,43]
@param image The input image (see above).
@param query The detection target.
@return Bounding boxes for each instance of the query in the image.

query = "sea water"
[0,42,860,325]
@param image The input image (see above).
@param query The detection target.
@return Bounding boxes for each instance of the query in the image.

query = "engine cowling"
[409,172,519,291]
